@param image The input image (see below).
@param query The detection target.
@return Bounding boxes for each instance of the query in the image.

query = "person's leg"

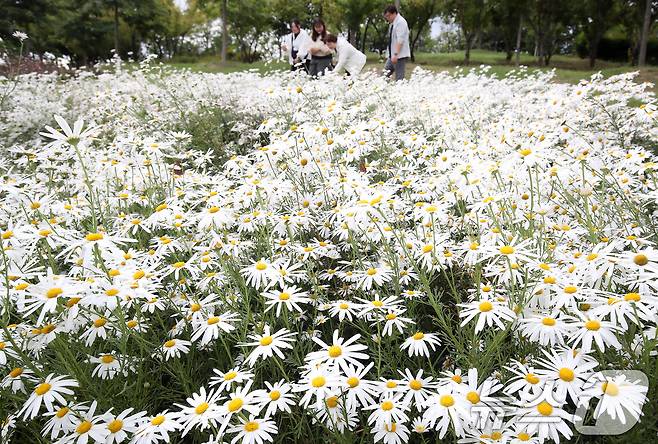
[309,59,318,77]
[384,58,394,78]
[395,58,407,81]
[318,57,331,76]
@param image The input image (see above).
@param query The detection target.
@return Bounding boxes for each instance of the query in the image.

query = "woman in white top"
[281,19,311,72]
[324,34,367,77]
[308,19,333,77]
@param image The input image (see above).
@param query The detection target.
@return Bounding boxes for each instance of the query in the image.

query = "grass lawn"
[166,49,658,91]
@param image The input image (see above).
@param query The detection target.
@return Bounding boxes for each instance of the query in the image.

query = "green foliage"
[175,106,267,167]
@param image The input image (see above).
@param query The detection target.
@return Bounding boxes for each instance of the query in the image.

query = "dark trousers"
[309,55,333,77]
[385,57,408,81]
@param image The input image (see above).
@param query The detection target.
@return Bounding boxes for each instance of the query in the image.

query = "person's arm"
[392,22,408,63]
[297,33,310,60]
[333,46,348,73]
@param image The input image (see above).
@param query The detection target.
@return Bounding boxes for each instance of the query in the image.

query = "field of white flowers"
[1,60,658,444]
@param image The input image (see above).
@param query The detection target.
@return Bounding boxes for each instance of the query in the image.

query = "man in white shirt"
[324,34,367,77]
[281,19,311,72]
[383,5,410,81]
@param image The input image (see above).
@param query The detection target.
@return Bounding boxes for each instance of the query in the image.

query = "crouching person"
[324,34,367,77]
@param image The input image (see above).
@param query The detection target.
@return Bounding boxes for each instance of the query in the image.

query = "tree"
[490,0,528,62]
[638,0,655,65]
[404,0,440,61]
[527,0,574,66]
[576,0,621,67]
[333,0,381,48]
[446,0,490,64]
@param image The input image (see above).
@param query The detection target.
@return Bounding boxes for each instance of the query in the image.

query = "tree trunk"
[515,15,522,66]
[639,0,652,66]
[221,0,228,64]
[349,28,357,46]
[465,34,473,64]
[361,18,370,52]
[113,0,120,55]
[410,20,428,63]
[588,34,602,68]
[395,0,401,11]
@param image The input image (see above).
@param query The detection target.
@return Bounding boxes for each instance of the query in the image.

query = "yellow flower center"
[564,286,577,294]
[602,381,619,396]
[46,287,63,299]
[35,383,52,395]
[85,232,104,242]
[108,419,123,433]
[76,421,92,435]
[164,340,176,348]
[559,367,575,382]
[466,391,480,404]
[195,402,209,414]
[440,394,455,407]
[517,432,531,441]
[244,421,259,432]
[381,400,394,411]
[624,292,641,302]
[422,244,433,253]
[227,398,243,412]
[207,317,220,325]
[224,371,237,381]
[9,367,23,378]
[479,301,493,312]
[101,355,115,364]
[311,376,326,388]
[151,415,165,426]
[525,373,540,384]
[260,336,273,346]
[56,407,69,418]
[634,254,649,266]
[326,396,339,408]
[409,379,422,390]
[372,300,383,307]
[328,345,342,358]
[542,317,556,326]
[278,292,290,301]
[269,390,281,401]
[347,377,359,388]
[255,262,267,271]
[499,245,515,255]
[537,401,553,416]
[413,332,425,340]
[585,320,601,331]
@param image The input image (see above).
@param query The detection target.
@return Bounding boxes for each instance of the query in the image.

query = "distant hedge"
[576,33,658,64]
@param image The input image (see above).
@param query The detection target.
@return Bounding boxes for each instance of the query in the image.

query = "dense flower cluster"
[0,64,657,443]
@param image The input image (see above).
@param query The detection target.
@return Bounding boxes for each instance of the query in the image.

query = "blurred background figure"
[383,4,410,81]
[308,19,333,77]
[324,34,366,77]
[281,18,310,72]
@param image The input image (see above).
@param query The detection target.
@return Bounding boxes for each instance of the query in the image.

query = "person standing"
[308,19,333,77]
[324,34,367,77]
[383,5,410,81]
[281,19,311,72]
